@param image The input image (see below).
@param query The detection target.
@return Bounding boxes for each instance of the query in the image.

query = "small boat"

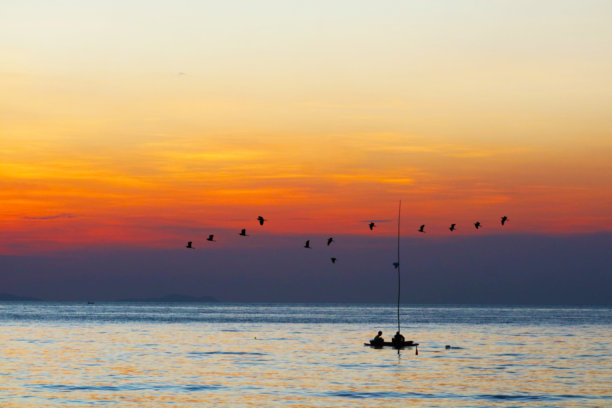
[365,201,419,350]
[364,340,419,349]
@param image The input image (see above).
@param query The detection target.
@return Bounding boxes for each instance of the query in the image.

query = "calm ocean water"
[0,303,610,407]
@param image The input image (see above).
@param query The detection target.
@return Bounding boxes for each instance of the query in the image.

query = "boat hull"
[364,341,419,349]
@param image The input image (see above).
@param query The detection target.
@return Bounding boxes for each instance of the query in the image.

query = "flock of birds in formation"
[185,216,509,265]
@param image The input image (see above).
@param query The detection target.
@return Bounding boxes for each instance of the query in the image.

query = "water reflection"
[0,304,610,407]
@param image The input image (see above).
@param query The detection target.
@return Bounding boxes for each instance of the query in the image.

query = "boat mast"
[397,200,401,333]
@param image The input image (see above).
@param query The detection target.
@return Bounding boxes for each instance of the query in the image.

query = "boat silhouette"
[365,201,419,350]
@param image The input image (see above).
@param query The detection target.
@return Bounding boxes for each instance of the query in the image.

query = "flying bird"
[304,240,311,249]
[501,216,508,226]
[239,229,248,236]
[474,221,481,230]
[393,262,399,269]
[369,222,375,230]
[331,257,337,264]
[418,224,425,233]
[449,224,456,232]
[186,241,193,249]
[207,234,216,242]
[257,216,266,226]
[327,237,334,246]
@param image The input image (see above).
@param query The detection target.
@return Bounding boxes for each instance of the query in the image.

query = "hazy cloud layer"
[2,233,609,305]
[23,213,76,220]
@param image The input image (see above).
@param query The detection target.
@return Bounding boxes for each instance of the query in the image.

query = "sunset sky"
[1,1,611,302]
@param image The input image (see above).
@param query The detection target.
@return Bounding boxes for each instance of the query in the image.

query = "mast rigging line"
[397,200,401,334]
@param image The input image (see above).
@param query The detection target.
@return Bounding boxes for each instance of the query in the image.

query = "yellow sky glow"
[1,1,611,253]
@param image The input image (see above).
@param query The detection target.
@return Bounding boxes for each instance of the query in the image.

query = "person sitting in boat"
[371,331,384,345]
[392,331,405,345]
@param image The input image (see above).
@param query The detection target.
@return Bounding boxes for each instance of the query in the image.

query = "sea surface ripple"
[0,303,610,407]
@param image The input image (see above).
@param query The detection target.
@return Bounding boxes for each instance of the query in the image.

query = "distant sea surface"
[1,303,610,407]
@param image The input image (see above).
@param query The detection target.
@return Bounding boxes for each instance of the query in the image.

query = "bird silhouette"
[239,229,248,236]
[393,262,399,269]
[369,222,375,230]
[501,216,508,226]
[331,257,337,264]
[186,241,193,249]
[327,237,334,246]
[474,221,481,230]
[304,240,311,249]
[418,224,425,233]
[449,224,456,232]
[257,216,266,226]
[207,234,216,242]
